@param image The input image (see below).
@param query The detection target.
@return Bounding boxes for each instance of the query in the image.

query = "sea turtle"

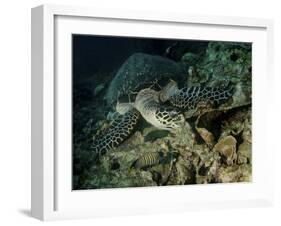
[91,80,234,157]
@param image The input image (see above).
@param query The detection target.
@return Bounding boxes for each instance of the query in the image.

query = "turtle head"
[159,80,179,103]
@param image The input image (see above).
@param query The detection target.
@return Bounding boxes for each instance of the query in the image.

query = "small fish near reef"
[131,151,166,170]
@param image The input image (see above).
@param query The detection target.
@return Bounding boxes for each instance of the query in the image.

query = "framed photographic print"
[31,4,274,221]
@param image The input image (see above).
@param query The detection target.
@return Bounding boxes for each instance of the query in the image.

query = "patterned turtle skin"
[134,88,185,131]
[92,81,234,156]
[168,84,234,110]
[91,108,140,156]
[154,106,184,130]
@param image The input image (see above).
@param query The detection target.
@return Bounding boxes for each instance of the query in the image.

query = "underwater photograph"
[72,35,252,190]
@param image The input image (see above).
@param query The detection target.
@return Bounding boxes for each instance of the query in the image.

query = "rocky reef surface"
[73,41,252,190]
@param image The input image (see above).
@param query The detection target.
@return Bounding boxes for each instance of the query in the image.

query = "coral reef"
[73,41,252,190]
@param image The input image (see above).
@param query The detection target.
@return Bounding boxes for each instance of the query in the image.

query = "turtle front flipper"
[168,82,234,110]
[91,108,141,157]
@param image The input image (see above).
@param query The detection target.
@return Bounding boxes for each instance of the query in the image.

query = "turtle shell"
[105,53,186,106]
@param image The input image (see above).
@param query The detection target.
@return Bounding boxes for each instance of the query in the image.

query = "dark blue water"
[72,35,208,85]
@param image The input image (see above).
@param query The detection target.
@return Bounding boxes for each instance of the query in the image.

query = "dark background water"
[72,35,208,87]
[73,35,170,79]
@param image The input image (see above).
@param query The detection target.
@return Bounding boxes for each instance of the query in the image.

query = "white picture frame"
[31,4,274,221]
